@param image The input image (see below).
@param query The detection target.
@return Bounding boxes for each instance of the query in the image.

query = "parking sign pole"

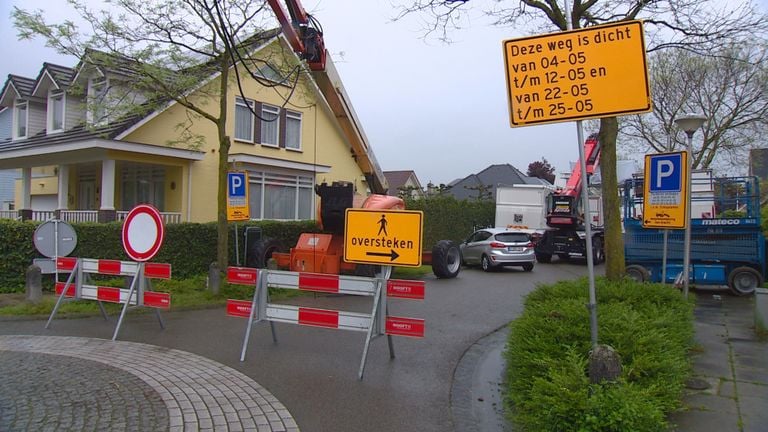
[674,114,707,299]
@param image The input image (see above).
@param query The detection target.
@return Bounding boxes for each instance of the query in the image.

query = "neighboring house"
[447,164,545,201]
[0,33,383,223]
[384,170,425,199]
[0,107,15,211]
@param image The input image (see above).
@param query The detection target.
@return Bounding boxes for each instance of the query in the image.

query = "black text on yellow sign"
[344,209,423,267]
[503,20,651,127]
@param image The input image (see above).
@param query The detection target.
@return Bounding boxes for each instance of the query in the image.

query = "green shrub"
[505,277,695,431]
[404,195,494,246]
[0,219,319,293]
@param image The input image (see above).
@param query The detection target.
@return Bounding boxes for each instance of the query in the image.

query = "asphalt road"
[0,260,594,432]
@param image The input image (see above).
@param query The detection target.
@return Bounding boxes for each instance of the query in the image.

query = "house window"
[235,97,255,142]
[48,90,65,132]
[260,104,280,146]
[121,163,165,211]
[14,101,27,139]
[248,171,313,220]
[285,110,302,150]
[89,77,107,124]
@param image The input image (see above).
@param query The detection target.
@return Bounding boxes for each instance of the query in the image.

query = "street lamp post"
[674,114,707,299]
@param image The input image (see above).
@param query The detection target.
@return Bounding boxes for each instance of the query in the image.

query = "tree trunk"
[598,117,625,280]
[217,63,231,273]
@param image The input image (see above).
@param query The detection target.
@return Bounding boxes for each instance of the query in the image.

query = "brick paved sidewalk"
[670,293,768,432]
[0,335,298,432]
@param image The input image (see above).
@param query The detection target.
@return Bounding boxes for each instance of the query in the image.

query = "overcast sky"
[2,0,767,186]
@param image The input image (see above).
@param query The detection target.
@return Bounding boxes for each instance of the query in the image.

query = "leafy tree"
[394,0,768,280]
[426,182,452,196]
[13,0,310,273]
[527,157,556,184]
[464,183,493,201]
[622,43,768,172]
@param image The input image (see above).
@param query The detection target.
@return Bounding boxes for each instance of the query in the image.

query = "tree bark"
[217,62,231,273]
[598,117,625,280]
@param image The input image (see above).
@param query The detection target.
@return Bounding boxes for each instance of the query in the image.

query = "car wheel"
[728,266,762,296]
[592,237,605,264]
[481,255,494,272]
[432,240,461,279]
[626,265,650,283]
[536,253,552,263]
[522,263,534,272]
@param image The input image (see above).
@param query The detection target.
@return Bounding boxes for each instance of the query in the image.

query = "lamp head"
[674,114,707,134]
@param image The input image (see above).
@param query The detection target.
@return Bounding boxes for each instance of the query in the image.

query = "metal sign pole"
[112,262,142,341]
[565,0,598,348]
[45,260,79,329]
[240,270,265,362]
[358,280,384,380]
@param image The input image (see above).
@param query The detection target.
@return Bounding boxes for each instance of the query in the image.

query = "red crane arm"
[266,0,326,71]
[560,135,601,197]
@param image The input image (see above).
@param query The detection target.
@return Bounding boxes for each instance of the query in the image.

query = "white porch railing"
[117,211,182,224]
[60,210,99,223]
[0,210,20,220]
[0,210,183,224]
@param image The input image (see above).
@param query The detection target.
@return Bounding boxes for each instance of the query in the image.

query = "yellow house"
[0,34,386,223]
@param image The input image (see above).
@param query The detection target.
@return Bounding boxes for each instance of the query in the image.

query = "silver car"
[460,228,536,272]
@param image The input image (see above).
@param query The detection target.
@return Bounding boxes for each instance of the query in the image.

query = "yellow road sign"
[344,209,423,267]
[503,20,651,126]
[642,151,688,229]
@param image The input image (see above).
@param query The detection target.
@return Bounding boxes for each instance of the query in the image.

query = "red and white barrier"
[225,266,426,379]
[47,257,172,340]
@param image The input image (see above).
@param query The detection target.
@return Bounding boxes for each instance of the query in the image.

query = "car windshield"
[495,233,529,243]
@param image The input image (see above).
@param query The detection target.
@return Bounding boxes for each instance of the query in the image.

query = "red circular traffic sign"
[122,204,165,262]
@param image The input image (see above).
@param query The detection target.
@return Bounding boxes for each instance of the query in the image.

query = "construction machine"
[534,134,605,263]
[244,1,461,279]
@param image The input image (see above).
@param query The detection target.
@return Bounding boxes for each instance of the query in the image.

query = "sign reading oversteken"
[344,209,423,267]
[503,20,651,126]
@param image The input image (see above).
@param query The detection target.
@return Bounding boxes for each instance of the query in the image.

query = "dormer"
[31,63,78,134]
[0,75,38,140]
[72,50,150,126]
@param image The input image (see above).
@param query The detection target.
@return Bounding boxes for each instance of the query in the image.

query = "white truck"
[495,184,555,231]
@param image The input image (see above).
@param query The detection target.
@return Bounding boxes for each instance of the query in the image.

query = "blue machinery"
[622,175,765,295]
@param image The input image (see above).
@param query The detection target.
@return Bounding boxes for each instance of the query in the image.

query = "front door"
[78,180,97,210]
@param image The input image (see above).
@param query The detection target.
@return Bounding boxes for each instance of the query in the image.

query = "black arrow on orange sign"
[366,249,400,261]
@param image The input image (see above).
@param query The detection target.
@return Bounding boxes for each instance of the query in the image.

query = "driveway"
[0,261,593,431]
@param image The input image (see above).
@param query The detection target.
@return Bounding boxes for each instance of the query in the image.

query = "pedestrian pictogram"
[377,214,388,236]
[344,209,423,267]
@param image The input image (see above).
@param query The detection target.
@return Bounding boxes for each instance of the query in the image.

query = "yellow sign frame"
[642,151,688,229]
[226,171,250,222]
[344,209,423,267]
[503,20,651,126]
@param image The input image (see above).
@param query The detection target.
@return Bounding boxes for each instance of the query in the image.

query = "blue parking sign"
[643,151,688,229]
[649,153,682,193]
[228,172,247,198]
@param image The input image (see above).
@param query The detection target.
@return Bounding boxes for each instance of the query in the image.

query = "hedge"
[505,277,695,431]
[0,219,318,293]
[0,195,492,293]
[404,195,494,247]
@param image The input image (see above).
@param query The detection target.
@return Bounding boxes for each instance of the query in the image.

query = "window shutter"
[254,101,262,144]
[279,109,287,148]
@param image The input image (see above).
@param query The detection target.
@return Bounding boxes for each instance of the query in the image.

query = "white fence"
[0,210,183,224]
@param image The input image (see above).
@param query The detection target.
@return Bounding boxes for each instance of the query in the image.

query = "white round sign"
[122,204,165,261]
